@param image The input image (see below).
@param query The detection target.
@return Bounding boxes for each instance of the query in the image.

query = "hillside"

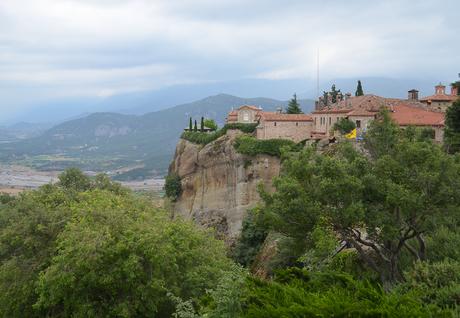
[0,94,314,177]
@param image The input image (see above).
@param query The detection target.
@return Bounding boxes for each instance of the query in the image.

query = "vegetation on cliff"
[181,123,258,145]
[233,135,299,157]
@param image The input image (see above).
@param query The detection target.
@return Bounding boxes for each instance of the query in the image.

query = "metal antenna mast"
[316,48,320,99]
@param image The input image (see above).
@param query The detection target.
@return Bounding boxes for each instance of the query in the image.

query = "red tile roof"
[239,105,262,111]
[420,94,458,102]
[258,112,313,122]
[390,104,444,127]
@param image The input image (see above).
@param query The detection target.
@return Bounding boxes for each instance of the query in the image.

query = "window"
[356,120,361,128]
[274,122,277,126]
[243,112,249,122]
[329,117,331,125]
[296,122,298,126]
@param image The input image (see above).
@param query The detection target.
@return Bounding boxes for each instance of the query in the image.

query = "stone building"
[227,105,313,142]
[312,94,445,142]
[419,83,459,112]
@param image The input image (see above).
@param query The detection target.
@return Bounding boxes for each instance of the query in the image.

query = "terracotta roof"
[419,94,458,102]
[238,105,262,111]
[258,112,313,122]
[390,104,444,127]
[346,109,378,117]
[312,109,351,114]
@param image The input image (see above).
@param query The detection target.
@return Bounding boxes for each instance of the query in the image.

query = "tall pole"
[316,48,320,99]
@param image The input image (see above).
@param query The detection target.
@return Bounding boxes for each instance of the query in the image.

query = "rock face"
[169,130,280,244]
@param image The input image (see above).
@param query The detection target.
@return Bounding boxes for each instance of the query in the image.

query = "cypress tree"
[286,93,303,114]
[194,120,198,132]
[189,117,193,131]
[200,117,204,132]
[355,80,364,96]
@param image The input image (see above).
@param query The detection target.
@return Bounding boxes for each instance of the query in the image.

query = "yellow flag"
[345,128,357,139]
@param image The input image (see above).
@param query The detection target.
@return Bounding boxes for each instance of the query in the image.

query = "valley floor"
[0,164,164,194]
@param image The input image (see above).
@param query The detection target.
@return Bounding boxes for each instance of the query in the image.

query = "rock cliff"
[169,130,280,244]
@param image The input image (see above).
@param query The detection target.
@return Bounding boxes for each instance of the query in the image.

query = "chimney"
[276,106,283,114]
[451,85,459,96]
[408,89,419,101]
[435,83,446,95]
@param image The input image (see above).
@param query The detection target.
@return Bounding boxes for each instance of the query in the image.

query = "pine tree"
[189,117,193,131]
[194,120,197,132]
[200,117,204,132]
[286,93,303,114]
[355,80,364,96]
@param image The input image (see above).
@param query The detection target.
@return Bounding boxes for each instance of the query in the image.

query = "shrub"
[400,260,460,308]
[165,174,182,201]
[233,135,298,157]
[181,123,258,145]
[333,118,356,134]
[238,270,452,317]
[204,119,218,131]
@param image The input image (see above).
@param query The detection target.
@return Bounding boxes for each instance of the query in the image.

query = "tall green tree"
[355,80,364,96]
[189,117,193,131]
[194,120,198,132]
[364,108,400,159]
[0,169,232,317]
[260,120,460,284]
[444,99,460,153]
[200,116,205,132]
[286,94,303,114]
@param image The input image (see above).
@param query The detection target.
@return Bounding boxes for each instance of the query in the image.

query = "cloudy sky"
[0,0,459,119]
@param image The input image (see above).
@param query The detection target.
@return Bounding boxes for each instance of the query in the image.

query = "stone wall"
[256,120,313,142]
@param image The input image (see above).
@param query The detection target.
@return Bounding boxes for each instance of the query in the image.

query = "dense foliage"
[181,123,258,145]
[333,117,356,134]
[234,135,298,157]
[203,118,218,131]
[0,170,232,317]
[444,99,460,153]
[233,209,268,267]
[260,125,460,283]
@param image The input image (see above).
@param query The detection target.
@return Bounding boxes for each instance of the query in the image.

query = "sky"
[0,0,459,120]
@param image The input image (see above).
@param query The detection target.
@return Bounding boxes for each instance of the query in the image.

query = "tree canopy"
[0,169,232,317]
[444,99,460,153]
[259,111,460,284]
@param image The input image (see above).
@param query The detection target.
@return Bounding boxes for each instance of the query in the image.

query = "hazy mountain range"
[2,76,446,125]
[0,94,314,178]
[0,75,449,178]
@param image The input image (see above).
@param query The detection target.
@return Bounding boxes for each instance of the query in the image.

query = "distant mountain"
[6,76,444,124]
[0,94,314,177]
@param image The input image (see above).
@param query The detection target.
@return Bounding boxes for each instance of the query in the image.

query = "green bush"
[233,135,298,157]
[400,260,460,309]
[165,173,182,201]
[333,118,356,134]
[0,176,232,317]
[239,270,453,317]
[181,123,258,145]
